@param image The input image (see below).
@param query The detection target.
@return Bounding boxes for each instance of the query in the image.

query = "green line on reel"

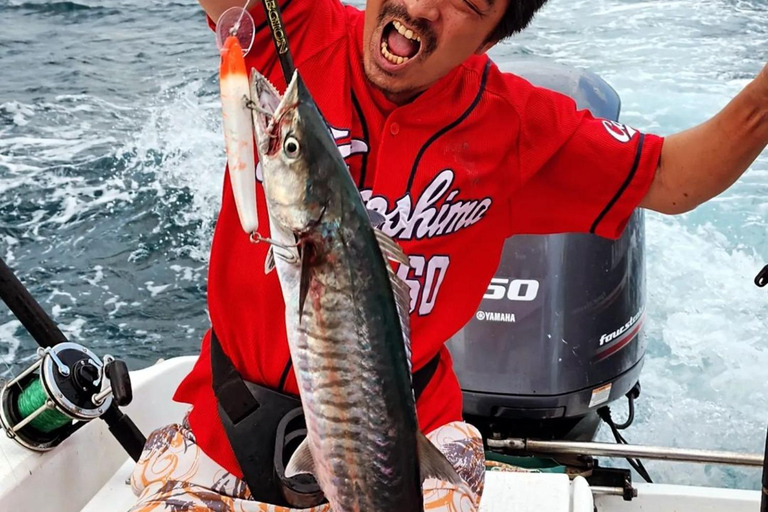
[17,379,71,433]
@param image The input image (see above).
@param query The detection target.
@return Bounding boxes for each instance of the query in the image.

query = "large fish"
[249,69,467,511]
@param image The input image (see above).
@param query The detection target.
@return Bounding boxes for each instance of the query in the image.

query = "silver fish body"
[250,70,464,512]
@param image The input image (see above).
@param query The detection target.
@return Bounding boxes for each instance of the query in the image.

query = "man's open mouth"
[380,20,422,65]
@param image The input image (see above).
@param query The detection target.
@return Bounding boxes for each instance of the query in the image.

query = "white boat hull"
[0,357,761,512]
[0,356,193,512]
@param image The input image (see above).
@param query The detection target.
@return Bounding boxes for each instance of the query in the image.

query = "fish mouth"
[250,70,305,157]
[249,69,281,155]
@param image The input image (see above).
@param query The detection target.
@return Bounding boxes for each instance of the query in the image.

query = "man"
[128,0,768,510]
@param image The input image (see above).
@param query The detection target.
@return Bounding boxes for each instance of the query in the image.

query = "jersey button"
[390,122,400,135]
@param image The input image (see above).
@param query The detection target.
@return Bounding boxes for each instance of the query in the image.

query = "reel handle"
[100,358,145,461]
[105,360,133,407]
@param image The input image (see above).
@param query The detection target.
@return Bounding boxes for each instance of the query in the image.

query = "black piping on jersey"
[589,133,646,234]
[351,92,370,188]
[405,59,491,193]
[253,0,295,35]
[277,358,293,392]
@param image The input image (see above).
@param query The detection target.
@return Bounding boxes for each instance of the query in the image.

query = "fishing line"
[16,380,70,432]
[215,0,297,83]
[1,347,71,435]
[2,350,18,387]
[215,5,256,56]
[1,323,35,399]
[231,0,252,38]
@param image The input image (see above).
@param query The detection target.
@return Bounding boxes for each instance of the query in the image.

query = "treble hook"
[250,231,300,264]
[249,231,298,250]
[245,98,274,118]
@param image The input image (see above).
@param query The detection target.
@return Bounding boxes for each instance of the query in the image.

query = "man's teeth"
[392,20,421,42]
[381,42,408,65]
[380,20,421,65]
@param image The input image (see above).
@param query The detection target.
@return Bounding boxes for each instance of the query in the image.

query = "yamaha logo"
[476,311,516,323]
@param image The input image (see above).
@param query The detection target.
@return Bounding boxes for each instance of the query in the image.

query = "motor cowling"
[446,60,646,442]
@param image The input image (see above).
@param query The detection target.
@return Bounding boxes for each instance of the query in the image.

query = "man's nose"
[401,0,439,23]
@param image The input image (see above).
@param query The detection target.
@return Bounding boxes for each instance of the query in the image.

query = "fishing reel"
[0,342,134,452]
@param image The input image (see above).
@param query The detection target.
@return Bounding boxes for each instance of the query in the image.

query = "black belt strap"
[211,334,261,424]
[414,351,440,402]
[210,329,440,504]
[211,331,303,506]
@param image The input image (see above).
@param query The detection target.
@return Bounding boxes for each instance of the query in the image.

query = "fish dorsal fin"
[375,228,408,266]
[389,263,413,375]
[375,228,413,375]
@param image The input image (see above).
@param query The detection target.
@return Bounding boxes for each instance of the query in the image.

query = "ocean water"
[1,0,767,491]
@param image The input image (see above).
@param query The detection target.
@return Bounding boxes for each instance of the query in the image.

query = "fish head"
[250,70,333,237]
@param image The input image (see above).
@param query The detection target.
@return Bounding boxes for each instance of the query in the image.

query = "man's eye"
[463,0,483,16]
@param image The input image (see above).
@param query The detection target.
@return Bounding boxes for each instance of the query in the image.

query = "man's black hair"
[487,0,549,43]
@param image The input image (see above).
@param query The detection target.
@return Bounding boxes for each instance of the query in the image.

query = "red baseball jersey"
[174,0,665,477]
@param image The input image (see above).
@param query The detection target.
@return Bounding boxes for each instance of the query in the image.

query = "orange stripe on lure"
[219,35,259,234]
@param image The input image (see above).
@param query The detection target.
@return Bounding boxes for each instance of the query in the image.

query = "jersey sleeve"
[507,81,664,240]
[206,0,346,89]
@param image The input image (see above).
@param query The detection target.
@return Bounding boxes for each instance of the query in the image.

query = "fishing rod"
[258,0,296,83]
[0,255,146,461]
[0,257,67,348]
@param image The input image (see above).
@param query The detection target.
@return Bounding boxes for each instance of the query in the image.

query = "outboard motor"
[447,60,646,444]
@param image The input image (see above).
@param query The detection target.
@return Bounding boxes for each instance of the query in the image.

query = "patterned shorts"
[128,412,486,512]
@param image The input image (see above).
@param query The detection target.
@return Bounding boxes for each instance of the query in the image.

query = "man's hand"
[640,63,768,215]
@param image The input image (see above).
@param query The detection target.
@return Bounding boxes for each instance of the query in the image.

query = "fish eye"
[284,136,300,159]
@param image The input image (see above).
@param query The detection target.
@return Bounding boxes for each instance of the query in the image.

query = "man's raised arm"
[640,63,768,215]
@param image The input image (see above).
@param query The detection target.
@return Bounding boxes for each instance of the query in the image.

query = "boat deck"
[0,357,761,512]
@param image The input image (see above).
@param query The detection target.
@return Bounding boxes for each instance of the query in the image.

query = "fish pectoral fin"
[285,438,317,478]
[265,245,301,273]
[386,263,413,375]
[417,432,470,493]
[265,246,276,274]
[298,242,313,321]
[375,228,414,376]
